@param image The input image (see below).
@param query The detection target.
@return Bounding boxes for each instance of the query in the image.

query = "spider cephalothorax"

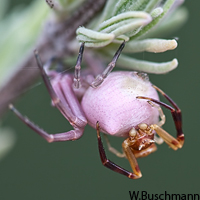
[127,124,155,152]
[10,42,184,179]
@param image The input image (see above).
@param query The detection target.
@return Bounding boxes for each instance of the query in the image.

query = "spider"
[9,42,184,179]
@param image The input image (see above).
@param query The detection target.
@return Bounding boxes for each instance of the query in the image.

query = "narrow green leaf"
[130,0,176,40]
[117,55,178,74]
[123,38,177,53]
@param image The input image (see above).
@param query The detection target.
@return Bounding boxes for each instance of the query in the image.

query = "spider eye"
[129,127,137,137]
[138,123,148,130]
[136,72,149,81]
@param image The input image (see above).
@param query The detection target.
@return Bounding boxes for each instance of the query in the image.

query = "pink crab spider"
[9,42,184,179]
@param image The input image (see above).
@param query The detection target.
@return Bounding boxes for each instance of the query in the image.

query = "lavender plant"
[76,0,188,73]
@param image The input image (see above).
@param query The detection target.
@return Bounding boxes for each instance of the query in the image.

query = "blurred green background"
[1,0,199,199]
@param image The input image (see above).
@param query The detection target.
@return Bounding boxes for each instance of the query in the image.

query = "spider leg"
[137,90,184,149]
[51,74,87,125]
[147,101,166,127]
[147,101,164,145]
[9,52,87,142]
[96,122,141,179]
[132,143,157,158]
[150,125,181,150]
[154,135,164,145]
[103,134,126,158]
[9,104,84,142]
[90,41,125,88]
[74,43,84,89]
[34,51,87,126]
[152,85,184,145]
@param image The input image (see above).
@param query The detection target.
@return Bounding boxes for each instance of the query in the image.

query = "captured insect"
[9,42,184,179]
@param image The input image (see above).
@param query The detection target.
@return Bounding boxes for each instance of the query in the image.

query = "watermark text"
[129,191,200,200]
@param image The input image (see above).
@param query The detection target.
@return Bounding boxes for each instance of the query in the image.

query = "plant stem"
[0,0,106,118]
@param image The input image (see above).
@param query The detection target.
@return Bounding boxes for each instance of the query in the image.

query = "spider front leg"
[9,51,87,143]
[74,43,84,89]
[137,85,184,150]
[96,122,141,179]
[90,41,125,88]
[153,85,184,146]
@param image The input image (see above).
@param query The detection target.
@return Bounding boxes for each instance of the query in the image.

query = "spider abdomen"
[81,71,160,137]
